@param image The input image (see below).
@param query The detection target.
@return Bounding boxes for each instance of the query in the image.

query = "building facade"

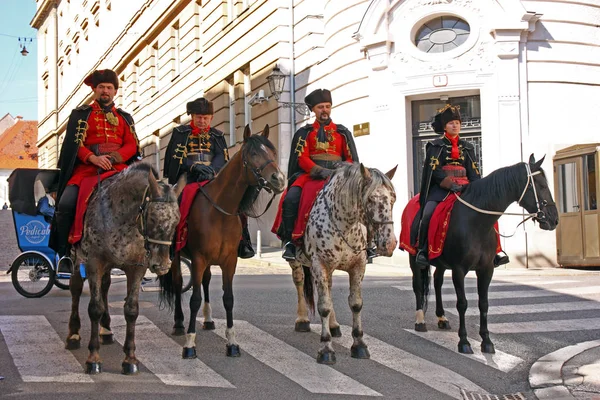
[31,0,600,266]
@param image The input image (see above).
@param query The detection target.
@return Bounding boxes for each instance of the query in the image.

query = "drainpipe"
[289,0,296,134]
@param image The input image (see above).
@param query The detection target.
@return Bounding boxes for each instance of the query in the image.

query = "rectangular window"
[172,21,180,78]
[558,162,580,213]
[152,42,159,93]
[243,68,251,126]
[118,74,125,108]
[227,0,235,23]
[228,80,236,146]
[583,154,597,211]
[132,60,139,109]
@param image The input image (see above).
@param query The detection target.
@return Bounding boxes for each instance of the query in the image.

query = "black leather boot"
[282,241,296,261]
[415,248,429,269]
[494,251,510,267]
[237,224,255,259]
[54,211,74,273]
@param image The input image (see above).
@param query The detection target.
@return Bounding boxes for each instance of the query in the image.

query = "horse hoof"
[437,320,451,330]
[203,321,215,330]
[350,345,370,359]
[182,347,197,359]
[317,351,336,365]
[330,326,342,337]
[172,327,186,336]
[226,344,241,357]
[65,338,80,350]
[85,362,102,374]
[481,342,496,354]
[121,362,139,375]
[458,344,474,354]
[294,321,311,332]
[415,323,427,332]
[100,334,114,345]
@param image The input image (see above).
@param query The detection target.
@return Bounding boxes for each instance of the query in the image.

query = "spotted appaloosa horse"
[408,154,558,354]
[289,163,397,364]
[65,163,185,374]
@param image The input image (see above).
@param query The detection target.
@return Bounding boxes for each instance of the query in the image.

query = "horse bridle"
[197,151,277,218]
[136,185,175,257]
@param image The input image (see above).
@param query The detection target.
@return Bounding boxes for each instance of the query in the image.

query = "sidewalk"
[530,340,600,399]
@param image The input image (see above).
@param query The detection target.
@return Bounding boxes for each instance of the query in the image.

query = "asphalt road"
[1,266,600,400]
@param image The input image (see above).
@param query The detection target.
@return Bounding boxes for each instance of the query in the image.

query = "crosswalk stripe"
[308,324,488,399]
[424,286,600,302]
[111,316,234,388]
[0,315,93,383]
[392,279,576,291]
[445,300,600,316]
[404,329,524,373]
[209,318,381,396]
[488,318,600,334]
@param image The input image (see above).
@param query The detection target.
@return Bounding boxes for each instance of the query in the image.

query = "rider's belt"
[313,159,340,169]
[188,152,213,165]
[87,143,121,156]
[311,155,342,169]
[442,165,468,185]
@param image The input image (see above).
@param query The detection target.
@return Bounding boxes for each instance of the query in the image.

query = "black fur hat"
[304,89,332,110]
[186,97,214,115]
[431,104,461,134]
[84,69,119,89]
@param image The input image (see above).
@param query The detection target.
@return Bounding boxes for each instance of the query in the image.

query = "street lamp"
[20,46,29,56]
[265,66,310,116]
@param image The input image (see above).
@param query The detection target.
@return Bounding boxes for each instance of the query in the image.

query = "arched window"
[414,16,470,53]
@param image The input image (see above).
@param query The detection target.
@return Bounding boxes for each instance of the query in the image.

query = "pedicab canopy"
[8,168,59,216]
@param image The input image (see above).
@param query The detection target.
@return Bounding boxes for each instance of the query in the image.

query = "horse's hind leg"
[222,256,240,357]
[452,268,472,354]
[434,268,450,330]
[348,264,369,359]
[327,277,341,338]
[291,261,310,332]
[171,253,186,336]
[477,267,495,354]
[99,272,114,344]
[121,266,145,375]
[410,256,429,332]
[66,258,84,350]
[201,267,215,330]
[315,265,336,364]
[84,258,104,374]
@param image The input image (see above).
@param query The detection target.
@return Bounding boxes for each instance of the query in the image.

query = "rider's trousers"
[418,200,439,254]
[55,185,79,257]
[281,186,301,242]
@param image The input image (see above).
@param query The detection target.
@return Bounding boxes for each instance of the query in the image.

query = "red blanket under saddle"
[271,179,327,241]
[69,171,120,245]
[175,181,209,252]
[399,194,501,260]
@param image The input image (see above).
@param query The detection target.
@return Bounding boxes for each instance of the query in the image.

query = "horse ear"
[148,171,161,198]
[262,124,270,139]
[173,173,186,198]
[360,163,372,181]
[534,155,546,170]
[385,165,398,180]
[243,124,251,142]
[528,153,536,165]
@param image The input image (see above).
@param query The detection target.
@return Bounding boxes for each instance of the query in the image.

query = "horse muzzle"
[377,236,397,257]
[150,264,170,276]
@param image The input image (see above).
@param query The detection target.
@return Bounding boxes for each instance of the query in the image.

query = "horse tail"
[302,265,315,315]
[158,266,176,312]
[422,266,431,313]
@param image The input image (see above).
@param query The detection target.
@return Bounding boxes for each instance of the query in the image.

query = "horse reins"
[137,185,174,256]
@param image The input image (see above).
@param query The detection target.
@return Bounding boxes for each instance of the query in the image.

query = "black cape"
[163,125,228,185]
[286,122,359,186]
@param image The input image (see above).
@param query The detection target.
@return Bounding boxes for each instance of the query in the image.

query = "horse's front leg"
[315,262,335,364]
[99,271,114,344]
[290,261,310,332]
[201,267,215,330]
[85,258,105,374]
[348,263,369,359]
[171,253,186,336]
[222,255,240,357]
[66,256,84,350]
[327,277,341,338]
[452,268,472,354]
[477,267,495,353]
[410,256,429,332]
[183,254,205,359]
[121,266,145,375]
[434,267,450,330]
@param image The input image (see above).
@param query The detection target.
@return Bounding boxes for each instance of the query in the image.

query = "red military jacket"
[67,101,138,186]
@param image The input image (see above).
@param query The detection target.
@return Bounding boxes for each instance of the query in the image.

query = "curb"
[529,340,600,400]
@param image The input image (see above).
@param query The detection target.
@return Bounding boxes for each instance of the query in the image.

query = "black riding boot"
[54,210,74,273]
[238,218,255,259]
[494,251,510,267]
[281,187,301,261]
[415,201,437,270]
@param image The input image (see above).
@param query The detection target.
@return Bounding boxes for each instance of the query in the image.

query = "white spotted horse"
[159,124,286,358]
[404,154,558,354]
[65,162,185,374]
[289,163,397,364]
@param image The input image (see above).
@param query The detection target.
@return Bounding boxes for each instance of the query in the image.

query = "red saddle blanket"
[175,181,209,252]
[69,171,120,245]
[271,179,327,242]
[399,194,501,260]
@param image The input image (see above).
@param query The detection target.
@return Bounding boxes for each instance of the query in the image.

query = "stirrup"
[57,256,73,274]
[494,251,510,267]
[282,242,296,261]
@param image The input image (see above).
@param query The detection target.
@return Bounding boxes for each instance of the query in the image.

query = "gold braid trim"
[74,119,88,146]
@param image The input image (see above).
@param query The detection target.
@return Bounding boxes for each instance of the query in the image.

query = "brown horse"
[159,124,285,357]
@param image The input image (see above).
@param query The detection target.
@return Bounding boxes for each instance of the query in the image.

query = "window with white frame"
[152,42,159,93]
[243,68,251,127]
[132,60,139,109]
[227,0,235,23]
[228,79,236,146]
[172,21,180,78]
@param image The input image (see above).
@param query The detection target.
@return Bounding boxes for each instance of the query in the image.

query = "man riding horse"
[279,88,377,260]
[50,69,141,271]
[163,97,255,259]
[415,104,509,269]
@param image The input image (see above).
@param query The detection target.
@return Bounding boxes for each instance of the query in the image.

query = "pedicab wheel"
[11,253,56,298]
[54,275,70,290]
[181,257,193,293]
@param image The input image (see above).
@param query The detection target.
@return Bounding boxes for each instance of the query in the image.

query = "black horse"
[408,154,558,354]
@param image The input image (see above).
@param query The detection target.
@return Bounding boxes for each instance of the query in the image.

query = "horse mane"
[463,162,525,206]
[237,135,277,215]
[332,163,395,212]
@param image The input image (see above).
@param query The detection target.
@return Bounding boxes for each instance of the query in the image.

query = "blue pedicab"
[6,168,71,298]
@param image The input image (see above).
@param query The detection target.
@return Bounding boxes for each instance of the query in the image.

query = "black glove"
[449,183,469,193]
[191,164,215,181]
[310,167,334,180]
